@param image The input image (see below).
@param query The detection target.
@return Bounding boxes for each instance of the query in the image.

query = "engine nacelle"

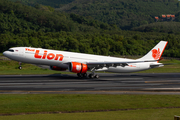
[69,62,88,73]
[50,66,67,71]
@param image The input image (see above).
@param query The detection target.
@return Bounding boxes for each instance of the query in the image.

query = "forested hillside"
[58,0,180,30]
[9,0,74,8]
[0,0,180,58]
[132,22,180,34]
[0,0,116,34]
[1,29,180,57]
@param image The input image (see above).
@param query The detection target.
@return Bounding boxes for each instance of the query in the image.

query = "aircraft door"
[18,48,24,56]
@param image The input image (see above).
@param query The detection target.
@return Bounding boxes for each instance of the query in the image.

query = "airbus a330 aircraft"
[3,41,168,78]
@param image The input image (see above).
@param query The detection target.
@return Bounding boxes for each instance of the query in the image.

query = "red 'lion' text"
[34,50,63,61]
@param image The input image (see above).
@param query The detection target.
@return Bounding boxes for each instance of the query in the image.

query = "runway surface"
[0,73,180,94]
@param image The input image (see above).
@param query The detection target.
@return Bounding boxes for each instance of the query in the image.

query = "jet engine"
[50,66,67,71]
[69,62,88,73]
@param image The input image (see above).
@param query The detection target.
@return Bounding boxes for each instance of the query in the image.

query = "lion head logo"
[152,48,161,60]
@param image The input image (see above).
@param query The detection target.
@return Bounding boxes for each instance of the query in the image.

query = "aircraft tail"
[138,41,168,61]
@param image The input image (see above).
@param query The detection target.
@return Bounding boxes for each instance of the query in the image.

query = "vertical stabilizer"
[138,41,168,61]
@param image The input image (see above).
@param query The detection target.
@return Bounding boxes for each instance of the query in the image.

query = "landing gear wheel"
[77,73,82,78]
[94,74,99,79]
[89,67,99,79]
[83,73,87,78]
[88,74,94,78]
[77,73,88,78]
[18,66,22,70]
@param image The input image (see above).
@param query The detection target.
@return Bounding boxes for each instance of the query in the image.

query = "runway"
[0,73,180,94]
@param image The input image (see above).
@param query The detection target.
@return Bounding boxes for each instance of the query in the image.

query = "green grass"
[0,59,180,119]
[0,59,179,75]
[0,108,180,120]
[0,94,180,114]
[0,60,66,75]
[0,94,180,119]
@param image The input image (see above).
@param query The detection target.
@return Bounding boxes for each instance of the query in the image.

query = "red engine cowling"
[50,66,67,71]
[69,62,88,73]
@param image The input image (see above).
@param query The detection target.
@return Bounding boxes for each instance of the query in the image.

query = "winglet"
[138,41,168,61]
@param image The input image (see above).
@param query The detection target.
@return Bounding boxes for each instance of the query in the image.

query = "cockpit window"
[8,49,14,52]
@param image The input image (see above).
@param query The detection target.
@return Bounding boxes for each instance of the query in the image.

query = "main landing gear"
[77,68,99,78]
[89,67,99,78]
[88,74,99,79]
[77,73,87,78]
[77,73,99,79]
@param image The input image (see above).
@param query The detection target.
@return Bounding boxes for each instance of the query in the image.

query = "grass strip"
[0,94,180,115]
[0,60,65,75]
[0,59,180,74]
[0,108,180,120]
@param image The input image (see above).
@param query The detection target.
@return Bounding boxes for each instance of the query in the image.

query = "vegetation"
[58,0,180,30]
[0,94,180,119]
[8,0,180,31]
[9,0,74,8]
[0,94,180,114]
[1,1,180,120]
[0,0,116,34]
[0,60,63,74]
[2,30,180,57]
[1,109,180,120]
[0,0,180,58]
[132,22,180,34]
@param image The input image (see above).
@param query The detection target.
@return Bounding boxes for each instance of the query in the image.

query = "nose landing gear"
[18,62,22,70]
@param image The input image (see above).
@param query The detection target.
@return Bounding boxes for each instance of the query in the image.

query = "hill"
[0,0,117,34]
[9,0,74,8]
[0,0,180,58]
[132,22,180,34]
[57,0,180,30]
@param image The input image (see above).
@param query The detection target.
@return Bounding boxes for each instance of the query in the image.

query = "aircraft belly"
[107,64,150,73]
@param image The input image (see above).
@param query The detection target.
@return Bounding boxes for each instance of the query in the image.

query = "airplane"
[3,41,168,78]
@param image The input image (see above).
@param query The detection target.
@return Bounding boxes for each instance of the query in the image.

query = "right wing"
[86,60,158,69]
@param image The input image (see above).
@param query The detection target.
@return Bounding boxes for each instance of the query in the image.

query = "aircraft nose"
[3,51,10,57]
[3,51,7,56]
